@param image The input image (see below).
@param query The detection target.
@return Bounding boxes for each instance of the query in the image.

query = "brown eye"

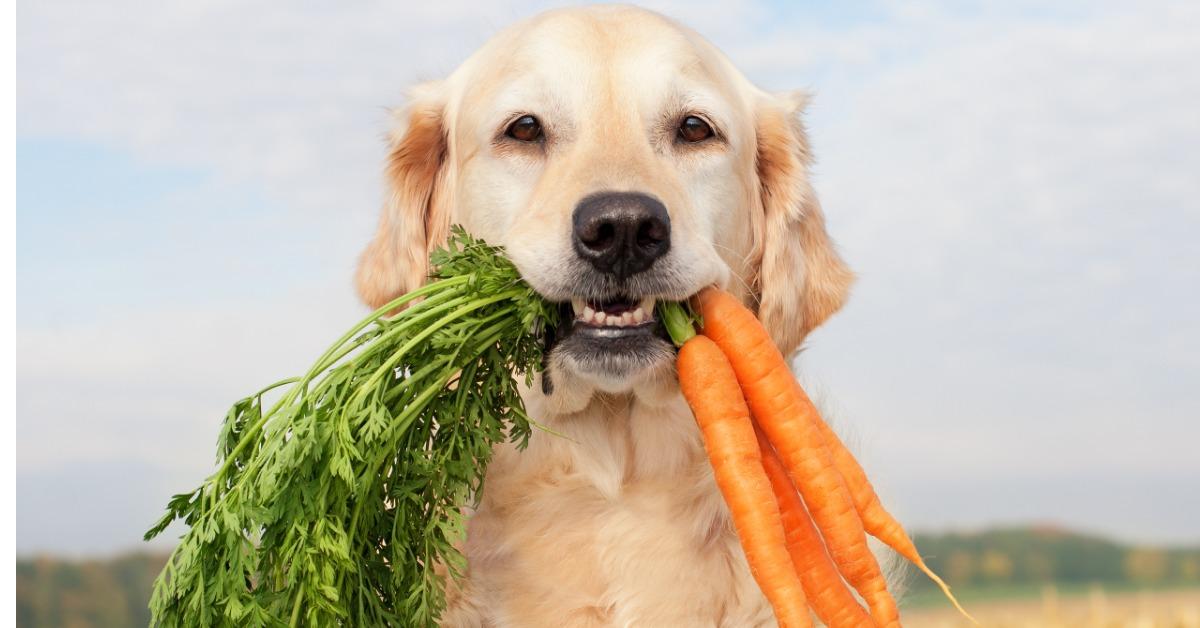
[506,115,543,142]
[678,116,713,142]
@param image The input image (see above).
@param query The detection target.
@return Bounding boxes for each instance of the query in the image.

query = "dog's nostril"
[584,222,616,251]
[636,219,667,248]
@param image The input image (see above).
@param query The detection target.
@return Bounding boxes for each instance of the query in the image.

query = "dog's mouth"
[545,293,676,386]
[568,295,657,329]
[555,294,670,346]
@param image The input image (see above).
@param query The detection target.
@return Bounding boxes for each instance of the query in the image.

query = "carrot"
[755,425,876,628]
[676,333,812,628]
[812,419,977,624]
[696,288,901,628]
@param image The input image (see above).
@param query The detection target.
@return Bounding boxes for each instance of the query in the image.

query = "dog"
[355,6,855,626]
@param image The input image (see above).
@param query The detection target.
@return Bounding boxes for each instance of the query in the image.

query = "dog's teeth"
[632,308,646,324]
[612,314,627,327]
[581,306,595,321]
[572,298,585,315]
[639,297,655,314]
[593,310,606,325]
[621,312,634,326]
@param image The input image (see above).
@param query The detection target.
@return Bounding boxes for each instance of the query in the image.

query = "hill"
[910,525,1200,592]
[16,552,164,628]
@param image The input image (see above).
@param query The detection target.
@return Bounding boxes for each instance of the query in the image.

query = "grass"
[902,584,1200,627]
[904,580,1200,608]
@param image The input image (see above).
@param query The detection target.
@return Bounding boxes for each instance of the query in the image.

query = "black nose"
[572,192,671,280]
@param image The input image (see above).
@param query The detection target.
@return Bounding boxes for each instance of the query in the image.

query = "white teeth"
[574,298,658,327]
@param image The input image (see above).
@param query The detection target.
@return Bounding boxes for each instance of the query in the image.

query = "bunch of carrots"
[660,289,976,628]
[149,227,974,626]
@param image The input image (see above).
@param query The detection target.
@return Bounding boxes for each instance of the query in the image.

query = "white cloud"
[793,2,1200,541]
[16,1,778,215]
[17,1,1200,549]
[17,283,364,470]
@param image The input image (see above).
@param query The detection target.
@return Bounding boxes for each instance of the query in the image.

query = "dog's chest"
[449,396,774,627]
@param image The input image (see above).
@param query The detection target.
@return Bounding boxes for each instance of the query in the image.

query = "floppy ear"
[355,82,453,309]
[753,91,854,356]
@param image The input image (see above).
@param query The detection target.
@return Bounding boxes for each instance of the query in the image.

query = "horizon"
[17,0,1200,555]
[16,520,1200,562]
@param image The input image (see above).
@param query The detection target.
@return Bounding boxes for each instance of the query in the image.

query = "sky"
[16,0,1200,555]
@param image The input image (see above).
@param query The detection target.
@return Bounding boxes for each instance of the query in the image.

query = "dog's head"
[356,6,852,402]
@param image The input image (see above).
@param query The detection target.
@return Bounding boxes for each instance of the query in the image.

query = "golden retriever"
[356,5,854,626]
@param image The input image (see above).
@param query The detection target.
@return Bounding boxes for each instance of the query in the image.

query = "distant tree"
[979,550,1014,582]
[1022,551,1054,582]
[1124,548,1169,584]
[1177,553,1200,581]
[16,553,167,628]
[911,526,1197,593]
[944,550,976,585]
[13,530,1200,623]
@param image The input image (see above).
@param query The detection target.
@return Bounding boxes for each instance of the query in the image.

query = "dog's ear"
[752,91,854,356]
[355,82,453,309]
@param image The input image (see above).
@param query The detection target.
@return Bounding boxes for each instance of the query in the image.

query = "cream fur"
[356,6,865,626]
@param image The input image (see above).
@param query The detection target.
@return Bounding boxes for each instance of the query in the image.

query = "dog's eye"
[678,116,713,143]
[506,115,543,142]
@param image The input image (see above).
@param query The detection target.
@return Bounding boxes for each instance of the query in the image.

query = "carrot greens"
[144,227,558,627]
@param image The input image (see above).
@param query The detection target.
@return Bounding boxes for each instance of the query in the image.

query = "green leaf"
[146,227,560,627]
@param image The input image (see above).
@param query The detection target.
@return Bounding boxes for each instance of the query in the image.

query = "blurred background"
[16,0,1199,625]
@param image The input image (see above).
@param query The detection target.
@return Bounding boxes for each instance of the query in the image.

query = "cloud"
[16,1,1200,551]
[793,1,1200,541]
[17,288,364,469]
[16,1,775,217]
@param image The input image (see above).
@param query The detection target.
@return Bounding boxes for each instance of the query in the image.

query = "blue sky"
[17,1,1200,554]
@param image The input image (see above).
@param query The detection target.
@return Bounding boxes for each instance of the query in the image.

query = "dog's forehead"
[509,7,697,65]
[451,7,736,122]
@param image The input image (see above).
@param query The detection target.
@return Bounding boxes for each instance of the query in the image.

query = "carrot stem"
[658,300,698,347]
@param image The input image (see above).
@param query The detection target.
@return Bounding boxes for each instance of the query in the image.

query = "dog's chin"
[555,326,675,391]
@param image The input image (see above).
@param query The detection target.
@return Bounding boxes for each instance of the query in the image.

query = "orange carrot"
[677,334,812,628]
[812,419,977,624]
[755,425,876,628]
[697,288,900,628]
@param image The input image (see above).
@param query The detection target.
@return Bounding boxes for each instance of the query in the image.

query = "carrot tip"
[916,561,980,626]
